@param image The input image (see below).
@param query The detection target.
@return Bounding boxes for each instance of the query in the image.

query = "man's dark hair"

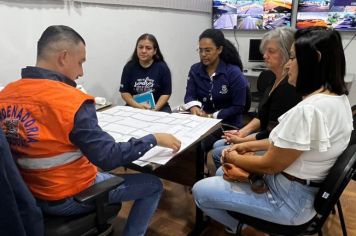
[199,28,243,71]
[37,25,85,59]
[129,33,165,63]
[294,27,347,96]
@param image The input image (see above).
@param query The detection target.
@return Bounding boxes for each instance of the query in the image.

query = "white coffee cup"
[95,97,106,105]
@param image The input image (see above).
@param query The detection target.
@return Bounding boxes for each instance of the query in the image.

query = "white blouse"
[270,94,353,181]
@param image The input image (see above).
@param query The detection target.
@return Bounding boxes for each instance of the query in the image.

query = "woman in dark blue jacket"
[184,29,248,150]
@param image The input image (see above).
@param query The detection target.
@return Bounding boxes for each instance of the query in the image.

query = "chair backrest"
[1,127,122,236]
[312,144,356,227]
[350,105,356,180]
[256,70,276,94]
[244,86,252,114]
[349,105,356,146]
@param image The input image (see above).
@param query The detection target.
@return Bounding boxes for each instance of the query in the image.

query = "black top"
[256,77,302,140]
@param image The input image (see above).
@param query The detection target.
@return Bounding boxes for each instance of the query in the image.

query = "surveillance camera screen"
[212,0,293,30]
[296,0,356,31]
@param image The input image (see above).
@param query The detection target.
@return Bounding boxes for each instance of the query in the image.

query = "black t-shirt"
[256,77,302,140]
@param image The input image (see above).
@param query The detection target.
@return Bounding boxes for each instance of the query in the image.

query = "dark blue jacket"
[184,60,247,127]
[0,129,44,236]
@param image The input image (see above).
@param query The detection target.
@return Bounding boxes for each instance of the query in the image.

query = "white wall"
[0,0,355,107]
[0,0,210,107]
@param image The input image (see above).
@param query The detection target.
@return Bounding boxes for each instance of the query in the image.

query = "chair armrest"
[74,176,124,203]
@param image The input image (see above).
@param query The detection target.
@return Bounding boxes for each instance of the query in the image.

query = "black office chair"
[350,105,356,180]
[350,105,356,146]
[316,106,356,235]
[228,144,356,236]
[44,175,124,236]
[0,127,125,236]
[244,86,252,114]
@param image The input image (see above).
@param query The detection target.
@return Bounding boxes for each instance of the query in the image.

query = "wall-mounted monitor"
[212,0,293,30]
[248,39,264,62]
[296,0,356,31]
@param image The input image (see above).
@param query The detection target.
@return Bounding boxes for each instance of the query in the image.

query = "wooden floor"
[110,167,356,236]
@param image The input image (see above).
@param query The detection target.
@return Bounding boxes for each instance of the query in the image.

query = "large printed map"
[97,106,221,166]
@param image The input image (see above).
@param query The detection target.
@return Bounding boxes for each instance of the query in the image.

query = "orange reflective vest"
[0,79,97,200]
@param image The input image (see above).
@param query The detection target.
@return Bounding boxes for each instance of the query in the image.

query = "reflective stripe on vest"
[17,150,83,170]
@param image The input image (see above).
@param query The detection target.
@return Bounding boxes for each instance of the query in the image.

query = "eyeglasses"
[197,47,217,55]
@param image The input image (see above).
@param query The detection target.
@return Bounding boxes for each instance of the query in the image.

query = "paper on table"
[97,106,221,165]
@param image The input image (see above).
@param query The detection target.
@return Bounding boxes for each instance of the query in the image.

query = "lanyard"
[208,73,216,110]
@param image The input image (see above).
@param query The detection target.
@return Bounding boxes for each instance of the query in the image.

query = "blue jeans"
[212,139,229,169]
[192,167,318,233]
[37,172,163,236]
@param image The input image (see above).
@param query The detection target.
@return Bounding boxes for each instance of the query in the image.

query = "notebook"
[133,91,155,109]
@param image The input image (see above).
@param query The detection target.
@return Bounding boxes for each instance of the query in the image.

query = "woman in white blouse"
[192,27,353,235]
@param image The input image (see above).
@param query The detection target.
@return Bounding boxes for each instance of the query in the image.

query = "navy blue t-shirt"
[120,60,172,106]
